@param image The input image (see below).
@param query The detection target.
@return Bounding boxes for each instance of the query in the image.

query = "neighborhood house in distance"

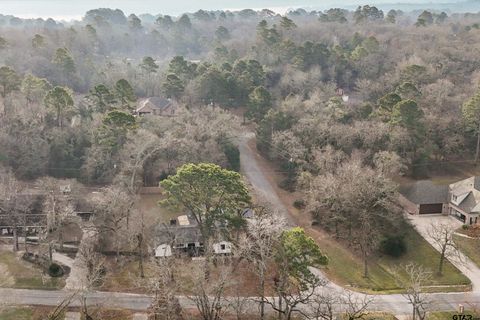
[400,176,480,225]
[135,96,177,117]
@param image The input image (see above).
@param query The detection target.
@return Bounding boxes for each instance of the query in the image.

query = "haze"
[0,0,468,20]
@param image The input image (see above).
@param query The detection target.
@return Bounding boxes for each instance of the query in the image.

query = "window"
[220,244,226,250]
[453,195,457,202]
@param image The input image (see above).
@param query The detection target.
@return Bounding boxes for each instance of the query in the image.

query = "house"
[399,176,480,225]
[154,214,233,258]
[213,241,232,255]
[155,215,204,257]
[399,180,449,215]
[449,177,480,225]
[135,97,176,117]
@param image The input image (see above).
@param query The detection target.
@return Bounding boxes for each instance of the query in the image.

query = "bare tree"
[241,203,286,320]
[307,291,339,320]
[428,222,463,275]
[340,292,375,320]
[186,258,233,320]
[93,186,135,261]
[145,257,183,320]
[396,263,431,320]
[266,269,328,320]
[46,292,78,320]
[77,236,105,320]
[308,160,399,278]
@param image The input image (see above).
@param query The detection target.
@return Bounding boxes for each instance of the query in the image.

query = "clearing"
[0,250,65,290]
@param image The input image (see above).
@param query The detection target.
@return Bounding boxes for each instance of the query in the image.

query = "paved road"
[238,133,294,225]
[1,287,479,314]
[408,214,480,291]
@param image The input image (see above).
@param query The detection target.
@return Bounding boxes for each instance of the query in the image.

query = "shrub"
[48,263,64,277]
[293,199,306,209]
[462,224,470,230]
[380,235,407,257]
[223,142,240,172]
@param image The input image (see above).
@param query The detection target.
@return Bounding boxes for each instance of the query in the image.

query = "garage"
[399,180,448,215]
[419,203,444,214]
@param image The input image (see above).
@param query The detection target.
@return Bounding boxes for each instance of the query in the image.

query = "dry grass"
[0,250,65,290]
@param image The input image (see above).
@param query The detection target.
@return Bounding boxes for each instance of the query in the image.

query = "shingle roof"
[474,177,480,191]
[399,180,448,205]
[457,192,478,213]
[145,97,172,110]
[156,224,203,246]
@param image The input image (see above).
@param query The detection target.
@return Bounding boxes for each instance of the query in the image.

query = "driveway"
[238,133,294,225]
[408,214,480,291]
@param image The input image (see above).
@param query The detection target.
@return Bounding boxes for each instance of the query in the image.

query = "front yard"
[454,234,480,267]
[315,226,470,293]
[0,250,65,290]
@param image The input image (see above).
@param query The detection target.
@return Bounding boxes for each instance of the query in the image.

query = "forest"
[1,4,480,320]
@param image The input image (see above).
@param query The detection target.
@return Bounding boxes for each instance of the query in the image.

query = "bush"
[293,199,306,209]
[380,235,407,257]
[462,224,470,230]
[223,142,240,172]
[48,263,64,277]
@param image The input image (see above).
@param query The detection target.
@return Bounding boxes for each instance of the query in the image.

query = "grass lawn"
[0,307,53,320]
[319,226,470,293]
[454,235,480,267]
[0,251,65,290]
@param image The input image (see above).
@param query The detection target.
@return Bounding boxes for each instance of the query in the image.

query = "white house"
[212,241,233,255]
[155,244,172,258]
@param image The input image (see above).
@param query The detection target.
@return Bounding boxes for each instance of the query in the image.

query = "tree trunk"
[438,251,445,275]
[363,250,369,278]
[412,304,416,320]
[49,242,53,263]
[13,227,18,252]
[260,274,265,320]
[476,122,480,163]
[137,233,144,278]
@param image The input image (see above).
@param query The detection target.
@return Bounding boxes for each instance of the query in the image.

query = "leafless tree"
[306,291,339,320]
[46,291,78,320]
[396,263,432,320]
[308,160,399,278]
[340,291,375,320]
[266,270,328,320]
[93,186,135,261]
[77,236,105,320]
[240,203,286,320]
[186,257,233,320]
[428,222,463,275]
[145,257,183,320]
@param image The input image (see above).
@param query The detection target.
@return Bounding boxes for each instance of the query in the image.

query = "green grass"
[454,235,480,267]
[0,307,33,320]
[0,251,65,290]
[320,226,470,293]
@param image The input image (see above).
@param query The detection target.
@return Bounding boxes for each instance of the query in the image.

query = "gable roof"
[399,180,448,205]
[474,176,480,191]
[136,97,172,113]
[457,192,478,213]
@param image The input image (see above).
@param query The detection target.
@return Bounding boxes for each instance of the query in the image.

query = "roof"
[136,97,172,113]
[399,180,448,205]
[474,177,480,191]
[456,192,477,213]
[156,224,203,246]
